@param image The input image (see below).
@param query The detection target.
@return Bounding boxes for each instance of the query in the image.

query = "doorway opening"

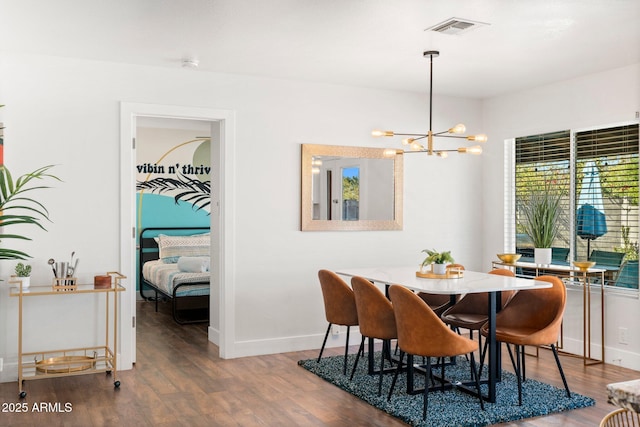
[119,103,236,368]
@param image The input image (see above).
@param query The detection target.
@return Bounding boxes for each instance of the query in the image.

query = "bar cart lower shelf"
[9,272,125,398]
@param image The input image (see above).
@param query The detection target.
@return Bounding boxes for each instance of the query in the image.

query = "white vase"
[534,248,552,266]
[433,263,447,275]
[16,276,30,289]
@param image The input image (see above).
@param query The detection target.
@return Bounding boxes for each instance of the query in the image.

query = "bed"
[139,227,211,324]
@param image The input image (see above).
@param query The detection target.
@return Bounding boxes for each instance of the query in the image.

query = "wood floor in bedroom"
[0,299,637,426]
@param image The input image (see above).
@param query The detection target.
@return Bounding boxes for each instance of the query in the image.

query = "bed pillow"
[157,233,210,263]
[177,256,210,273]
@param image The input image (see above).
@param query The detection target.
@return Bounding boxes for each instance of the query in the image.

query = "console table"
[492,260,606,365]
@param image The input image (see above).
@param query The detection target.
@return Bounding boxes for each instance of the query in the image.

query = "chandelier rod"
[429,52,434,134]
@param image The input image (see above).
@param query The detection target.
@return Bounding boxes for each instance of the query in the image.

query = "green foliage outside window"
[342,176,359,201]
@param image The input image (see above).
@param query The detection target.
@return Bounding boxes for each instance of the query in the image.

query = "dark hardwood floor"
[0,299,636,426]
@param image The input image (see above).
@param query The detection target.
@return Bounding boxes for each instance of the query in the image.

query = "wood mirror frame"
[300,144,403,231]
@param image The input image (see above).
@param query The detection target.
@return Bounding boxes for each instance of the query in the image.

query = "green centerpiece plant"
[421,249,454,275]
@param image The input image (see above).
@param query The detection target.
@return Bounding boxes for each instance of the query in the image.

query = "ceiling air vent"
[425,18,489,35]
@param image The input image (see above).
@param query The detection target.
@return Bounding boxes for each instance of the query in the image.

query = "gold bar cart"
[9,272,125,398]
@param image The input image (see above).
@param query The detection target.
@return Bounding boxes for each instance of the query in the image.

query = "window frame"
[504,120,640,292]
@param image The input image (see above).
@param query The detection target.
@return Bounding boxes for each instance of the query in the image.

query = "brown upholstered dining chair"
[317,270,359,375]
[350,276,398,395]
[441,268,516,371]
[480,275,570,405]
[387,284,484,420]
[417,264,465,316]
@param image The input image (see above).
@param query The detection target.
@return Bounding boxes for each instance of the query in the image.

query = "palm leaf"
[0,165,60,259]
[137,174,211,214]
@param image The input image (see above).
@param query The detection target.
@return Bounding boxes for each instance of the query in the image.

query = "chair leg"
[423,357,431,420]
[440,357,445,393]
[317,323,331,362]
[343,326,351,375]
[521,345,527,381]
[388,351,405,401]
[469,352,485,410]
[474,331,483,381]
[378,342,385,397]
[350,336,366,380]
[551,344,571,398]
[478,337,488,380]
[515,345,523,405]
[506,343,517,372]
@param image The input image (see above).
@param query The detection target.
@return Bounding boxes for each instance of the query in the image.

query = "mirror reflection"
[301,144,403,231]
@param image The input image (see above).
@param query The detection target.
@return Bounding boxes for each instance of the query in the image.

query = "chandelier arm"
[434,134,468,139]
[392,133,428,137]
[401,148,462,154]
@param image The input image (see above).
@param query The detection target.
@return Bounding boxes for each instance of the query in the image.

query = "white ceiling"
[1,0,638,99]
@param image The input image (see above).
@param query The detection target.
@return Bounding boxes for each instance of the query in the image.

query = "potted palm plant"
[0,164,60,260]
[520,186,562,265]
[421,249,454,275]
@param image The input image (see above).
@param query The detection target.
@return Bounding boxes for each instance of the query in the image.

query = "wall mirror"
[301,144,403,231]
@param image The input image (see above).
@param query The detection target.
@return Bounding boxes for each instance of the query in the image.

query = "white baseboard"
[226,329,363,359]
[208,326,220,346]
[0,360,17,384]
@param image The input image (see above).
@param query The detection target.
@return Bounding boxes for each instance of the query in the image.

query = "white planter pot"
[432,263,447,275]
[16,276,30,289]
[534,248,552,266]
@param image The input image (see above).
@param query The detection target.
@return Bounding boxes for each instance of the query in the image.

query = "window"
[514,130,571,258]
[510,123,639,288]
[342,166,360,220]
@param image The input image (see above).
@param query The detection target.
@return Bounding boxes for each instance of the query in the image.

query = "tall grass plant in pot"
[521,187,562,265]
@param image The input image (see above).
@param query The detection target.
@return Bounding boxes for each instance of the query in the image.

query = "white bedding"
[142,260,209,297]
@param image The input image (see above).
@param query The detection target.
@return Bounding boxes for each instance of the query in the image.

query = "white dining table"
[336,266,552,403]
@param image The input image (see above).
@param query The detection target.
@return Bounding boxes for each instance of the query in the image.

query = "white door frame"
[119,102,236,368]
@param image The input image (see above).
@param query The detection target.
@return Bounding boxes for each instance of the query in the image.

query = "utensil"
[72,259,79,277]
[56,262,69,279]
[48,258,57,277]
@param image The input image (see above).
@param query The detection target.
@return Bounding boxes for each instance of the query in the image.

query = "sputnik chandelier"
[372,50,487,158]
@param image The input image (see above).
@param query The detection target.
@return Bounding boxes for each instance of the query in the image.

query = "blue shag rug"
[299,352,595,427]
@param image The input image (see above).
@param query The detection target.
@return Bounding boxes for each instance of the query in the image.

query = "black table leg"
[486,291,500,403]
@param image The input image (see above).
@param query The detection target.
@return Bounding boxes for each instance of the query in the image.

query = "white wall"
[0,52,484,380]
[482,64,640,369]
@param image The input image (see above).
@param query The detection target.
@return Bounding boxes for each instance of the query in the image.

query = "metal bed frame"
[138,226,210,324]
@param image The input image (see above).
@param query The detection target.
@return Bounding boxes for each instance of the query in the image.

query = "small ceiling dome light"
[181,58,199,69]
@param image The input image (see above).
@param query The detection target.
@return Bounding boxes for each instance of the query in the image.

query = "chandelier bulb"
[410,141,423,151]
[467,134,488,143]
[383,148,399,157]
[467,145,483,155]
[372,130,394,137]
[449,123,466,134]
[402,138,414,146]
[437,151,449,158]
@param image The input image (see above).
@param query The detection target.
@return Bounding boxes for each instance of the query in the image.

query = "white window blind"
[574,124,639,288]
[514,130,571,261]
